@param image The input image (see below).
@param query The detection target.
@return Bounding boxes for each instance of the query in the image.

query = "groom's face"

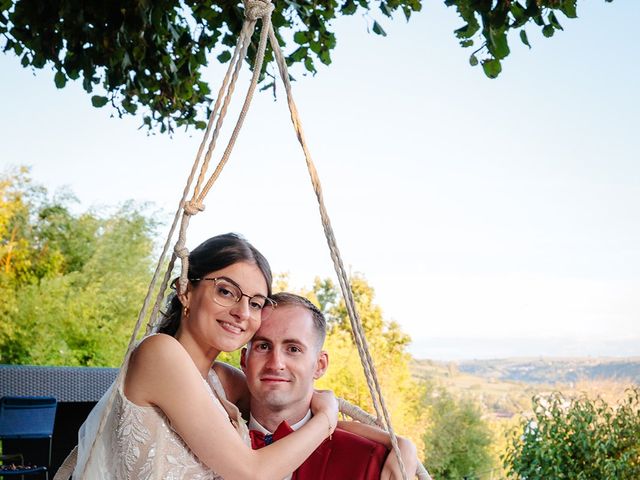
[241,305,328,411]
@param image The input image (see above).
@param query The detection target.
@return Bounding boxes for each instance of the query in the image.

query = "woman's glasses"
[190,276,276,319]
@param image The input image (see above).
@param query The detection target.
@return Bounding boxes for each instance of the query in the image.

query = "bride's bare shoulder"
[125,334,193,404]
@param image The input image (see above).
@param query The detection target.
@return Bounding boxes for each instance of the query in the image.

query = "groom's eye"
[256,342,270,351]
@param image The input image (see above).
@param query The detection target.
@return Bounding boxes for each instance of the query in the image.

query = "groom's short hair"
[270,292,327,348]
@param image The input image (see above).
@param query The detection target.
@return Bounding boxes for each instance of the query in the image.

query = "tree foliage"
[503,387,640,480]
[0,168,157,366]
[422,387,494,480]
[0,0,612,132]
[308,275,428,453]
[448,0,613,79]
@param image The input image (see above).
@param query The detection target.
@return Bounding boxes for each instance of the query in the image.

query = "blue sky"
[2,1,639,359]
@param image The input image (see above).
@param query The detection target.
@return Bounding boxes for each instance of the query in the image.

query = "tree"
[309,275,428,453]
[503,387,640,480]
[0,0,612,132]
[0,168,157,366]
[422,387,494,480]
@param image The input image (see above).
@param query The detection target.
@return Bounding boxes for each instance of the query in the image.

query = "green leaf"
[510,2,526,25]
[216,50,231,63]
[548,12,563,31]
[561,0,578,19]
[32,53,46,68]
[481,59,502,79]
[91,95,109,108]
[341,0,357,15]
[309,40,321,54]
[380,3,392,18]
[542,25,555,38]
[54,71,67,89]
[489,28,509,60]
[290,46,308,62]
[319,49,331,65]
[520,30,531,48]
[293,31,308,45]
[469,54,478,66]
[402,6,412,21]
[304,56,316,73]
[372,21,387,37]
[460,39,473,48]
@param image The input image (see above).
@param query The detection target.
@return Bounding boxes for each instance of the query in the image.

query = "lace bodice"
[106,369,248,480]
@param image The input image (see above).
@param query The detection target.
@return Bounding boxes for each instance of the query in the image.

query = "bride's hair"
[158,233,272,336]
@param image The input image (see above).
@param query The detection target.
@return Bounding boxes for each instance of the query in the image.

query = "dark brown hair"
[158,233,272,336]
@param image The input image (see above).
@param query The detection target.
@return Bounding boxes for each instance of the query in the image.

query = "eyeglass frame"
[188,276,277,312]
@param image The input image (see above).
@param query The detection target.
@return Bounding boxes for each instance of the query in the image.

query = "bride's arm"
[126,335,338,480]
[212,360,251,418]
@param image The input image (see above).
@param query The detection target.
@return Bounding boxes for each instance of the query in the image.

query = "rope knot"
[243,0,274,21]
[183,200,205,216]
[174,246,190,260]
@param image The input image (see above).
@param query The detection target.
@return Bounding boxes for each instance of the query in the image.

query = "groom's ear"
[313,351,329,380]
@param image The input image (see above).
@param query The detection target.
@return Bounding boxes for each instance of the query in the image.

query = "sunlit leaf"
[482,59,502,79]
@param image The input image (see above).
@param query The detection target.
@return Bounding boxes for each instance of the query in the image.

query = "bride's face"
[181,261,269,353]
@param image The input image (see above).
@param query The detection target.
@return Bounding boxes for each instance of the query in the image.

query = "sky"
[2,1,639,360]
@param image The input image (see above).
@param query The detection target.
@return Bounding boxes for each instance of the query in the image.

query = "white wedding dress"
[73,356,249,479]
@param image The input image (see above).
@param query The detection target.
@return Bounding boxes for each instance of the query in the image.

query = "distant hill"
[411,357,639,418]
[456,357,640,384]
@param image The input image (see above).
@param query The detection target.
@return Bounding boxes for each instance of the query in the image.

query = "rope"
[339,399,431,480]
[266,24,417,480]
[69,3,274,478]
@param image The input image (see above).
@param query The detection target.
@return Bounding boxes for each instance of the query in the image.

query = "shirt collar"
[249,409,312,433]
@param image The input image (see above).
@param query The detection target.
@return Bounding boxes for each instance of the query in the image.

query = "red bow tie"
[250,420,294,449]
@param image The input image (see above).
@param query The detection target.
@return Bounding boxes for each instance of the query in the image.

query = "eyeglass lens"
[212,279,268,310]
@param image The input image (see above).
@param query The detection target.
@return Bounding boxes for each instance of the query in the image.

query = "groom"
[240,292,390,480]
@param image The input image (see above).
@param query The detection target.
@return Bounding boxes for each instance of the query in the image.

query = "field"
[411,357,640,418]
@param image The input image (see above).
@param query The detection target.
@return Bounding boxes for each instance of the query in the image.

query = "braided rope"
[265,25,419,480]
[64,4,273,479]
[339,399,431,480]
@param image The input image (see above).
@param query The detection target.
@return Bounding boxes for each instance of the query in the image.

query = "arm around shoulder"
[125,335,339,480]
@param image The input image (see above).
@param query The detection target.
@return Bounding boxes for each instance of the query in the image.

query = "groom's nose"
[265,348,285,370]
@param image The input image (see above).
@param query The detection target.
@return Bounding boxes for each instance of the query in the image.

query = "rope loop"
[243,0,274,21]
[183,200,205,216]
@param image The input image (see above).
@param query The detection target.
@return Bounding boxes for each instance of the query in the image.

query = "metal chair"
[0,396,57,479]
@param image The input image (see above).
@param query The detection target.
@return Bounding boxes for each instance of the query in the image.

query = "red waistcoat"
[291,427,389,480]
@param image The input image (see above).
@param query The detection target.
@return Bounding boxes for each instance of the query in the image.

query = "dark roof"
[0,365,118,402]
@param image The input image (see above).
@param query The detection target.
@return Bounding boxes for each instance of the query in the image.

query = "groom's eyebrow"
[252,334,307,347]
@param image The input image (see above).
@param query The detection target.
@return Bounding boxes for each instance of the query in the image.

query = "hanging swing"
[54,1,431,478]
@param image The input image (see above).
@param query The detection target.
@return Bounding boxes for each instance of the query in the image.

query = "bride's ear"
[177,280,192,309]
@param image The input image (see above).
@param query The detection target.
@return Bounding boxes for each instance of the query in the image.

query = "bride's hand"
[311,389,338,435]
[380,436,418,480]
